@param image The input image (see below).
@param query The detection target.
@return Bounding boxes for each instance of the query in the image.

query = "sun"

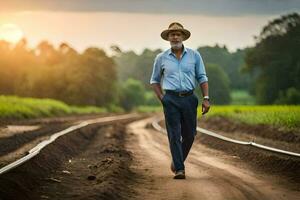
[0,23,24,44]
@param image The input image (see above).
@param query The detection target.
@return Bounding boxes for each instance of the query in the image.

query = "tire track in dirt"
[126,117,300,200]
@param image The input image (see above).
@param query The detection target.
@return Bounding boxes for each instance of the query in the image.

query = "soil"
[198,116,300,184]
[0,113,113,168]
[0,115,141,200]
[0,114,299,200]
[0,113,111,126]
[201,116,300,146]
[126,117,300,200]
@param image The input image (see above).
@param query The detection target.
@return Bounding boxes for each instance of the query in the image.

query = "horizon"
[0,1,299,55]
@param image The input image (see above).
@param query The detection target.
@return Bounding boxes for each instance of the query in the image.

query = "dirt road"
[126,117,300,200]
[1,115,299,200]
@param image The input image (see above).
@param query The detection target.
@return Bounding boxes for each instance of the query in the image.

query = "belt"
[165,90,194,97]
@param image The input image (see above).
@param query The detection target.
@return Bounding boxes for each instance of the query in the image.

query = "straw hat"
[161,22,191,41]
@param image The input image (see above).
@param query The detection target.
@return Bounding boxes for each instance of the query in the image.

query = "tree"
[275,87,300,104]
[0,39,119,108]
[203,63,231,105]
[119,78,146,111]
[113,48,162,89]
[134,48,162,89]
[245,13,300,104]
[70,47,117,106]
[198,45,252,91]
[113,50,138,82]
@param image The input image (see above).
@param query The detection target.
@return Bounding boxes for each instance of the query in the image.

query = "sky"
[0,0,299,54]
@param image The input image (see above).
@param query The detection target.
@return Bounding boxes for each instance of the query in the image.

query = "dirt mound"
[0,122,138,200]
[202,116,300,143]
[0,113,109,126]
[0,123,71,159]
[197,133,300,184]
[197,117,300,186]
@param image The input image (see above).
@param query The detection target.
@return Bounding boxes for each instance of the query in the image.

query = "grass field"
[0,95,106,120]
[202,105,300,130]
[138,104,300,130]
[2,95,299,131]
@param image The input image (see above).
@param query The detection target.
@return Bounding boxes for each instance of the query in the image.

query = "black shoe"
[173,170,185,179]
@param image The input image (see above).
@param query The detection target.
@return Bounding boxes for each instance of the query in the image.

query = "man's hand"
[159,94,164,101]
[202,99,210,115]
[151,83,165,103]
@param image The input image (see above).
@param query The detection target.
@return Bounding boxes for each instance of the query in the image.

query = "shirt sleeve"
[195,51,208,84]
[150,54,162,84]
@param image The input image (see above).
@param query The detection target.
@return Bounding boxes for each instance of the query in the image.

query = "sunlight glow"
[0,23,24,43]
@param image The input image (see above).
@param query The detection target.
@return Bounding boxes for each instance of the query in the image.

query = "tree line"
[244,12,300,104]
[0,40,118,107]
[113,45,249,105]
[114,12,300,106]
[0,12,299,111]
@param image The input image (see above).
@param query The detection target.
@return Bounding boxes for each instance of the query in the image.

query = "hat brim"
[161,29,191,41]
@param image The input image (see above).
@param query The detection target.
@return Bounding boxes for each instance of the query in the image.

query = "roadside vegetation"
[0,95,106,120]
[202,105,300,130]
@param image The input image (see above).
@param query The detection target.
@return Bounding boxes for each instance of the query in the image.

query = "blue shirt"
[150,46,208,92]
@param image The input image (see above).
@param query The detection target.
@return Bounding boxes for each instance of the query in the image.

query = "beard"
[170,42,183,50]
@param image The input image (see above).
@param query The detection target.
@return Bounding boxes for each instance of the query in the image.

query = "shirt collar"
[168,45,187,56]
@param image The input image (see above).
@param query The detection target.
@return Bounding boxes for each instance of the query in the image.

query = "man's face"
[168,31,184,49]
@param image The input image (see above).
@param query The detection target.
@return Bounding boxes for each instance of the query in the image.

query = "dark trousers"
[161,92,198,171]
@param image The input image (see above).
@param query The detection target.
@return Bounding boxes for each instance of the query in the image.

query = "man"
[150,22,210,179]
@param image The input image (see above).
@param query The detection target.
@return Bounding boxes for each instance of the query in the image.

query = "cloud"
[1,0,300,16]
